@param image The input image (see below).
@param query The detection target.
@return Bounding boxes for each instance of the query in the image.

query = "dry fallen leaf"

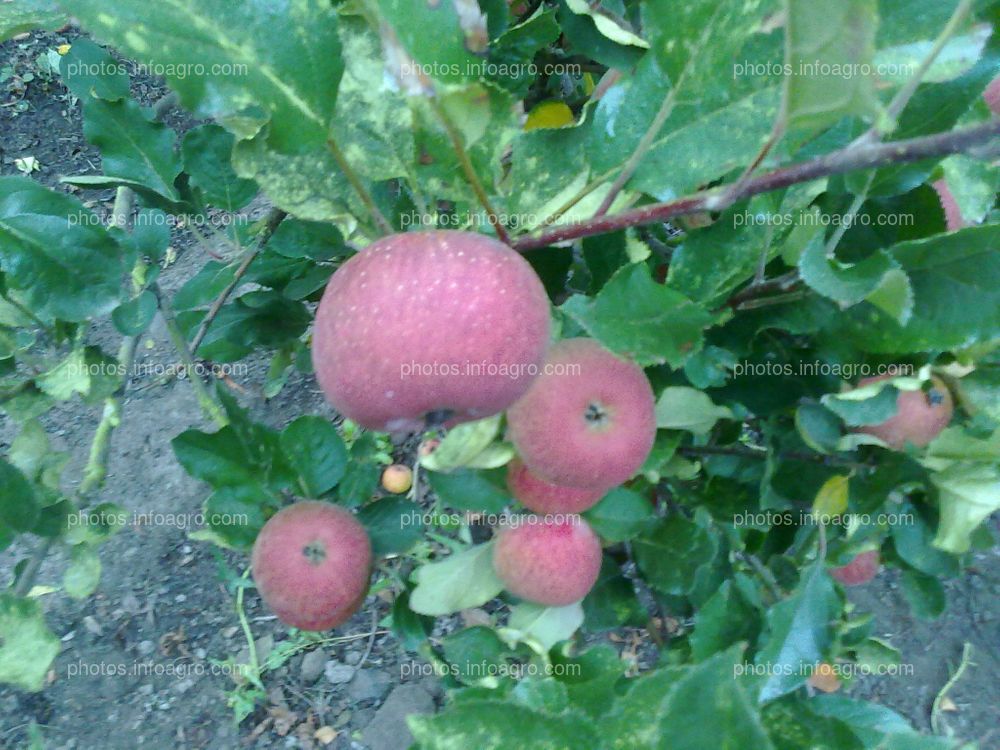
[314,726,338,745]
[807,663,842,693]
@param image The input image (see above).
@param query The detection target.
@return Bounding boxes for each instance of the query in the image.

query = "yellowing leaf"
[524,101,575,131]
[813,475,849,518]
[57,44,71,55]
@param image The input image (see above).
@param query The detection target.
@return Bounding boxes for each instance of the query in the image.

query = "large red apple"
[855,374,953,450]
[251,501,372,631]
[506,457,606,514]
[492,516,602,606]
[830,549,880,586]
[312,231,551,433]
[506,338,656,489]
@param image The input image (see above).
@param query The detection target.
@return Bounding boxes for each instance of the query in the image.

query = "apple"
[830,549,880,586]
[312,231,551,433]
[932,178,965,231]
[381,464,413,494]
[984,74,1000,115]
[492,515,602,606]
[506,338,656,489]
[855,374,953,450]
[507,457,606,514]
[251,501,372,631]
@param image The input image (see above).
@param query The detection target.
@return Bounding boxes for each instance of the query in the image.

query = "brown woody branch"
[512,120,1000,251]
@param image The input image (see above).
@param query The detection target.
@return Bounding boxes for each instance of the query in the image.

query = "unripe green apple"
[830,549,880,586]
[506,457,606,514]
[855,375,953,450]
[251,501,372,631]
[312,231,551,433]
[492,516,602,606]
[506,338,656,489]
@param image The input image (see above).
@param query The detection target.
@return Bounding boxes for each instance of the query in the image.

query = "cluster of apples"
[251,231,656,628]
[250,231,958,628]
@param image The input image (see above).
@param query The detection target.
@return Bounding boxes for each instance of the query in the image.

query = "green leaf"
[762,697,864,750]
[203,483,275,549]
[441,626,510,684]
[561,263,713,368]
[60,38,130,101]
[506,602,584,652]
[900,568,946,620]
[391,590,431,652]
[782,0,883,130]
[409,699,596,749]
[931,462,1000,555]
[690,578,761,661]
[0,593,60,692]
[0,177,124,322]
[81,98,182,202]
[267,219,348,261]
[409,542,505,616]
[357,495,423,557]
[331,18,414,182]
[556,0,643,70]
[799,235,914,325]
[604,647,774,750]
[582,555,645,632]
[0,458,39,533]
[564,0,647,48]
[181,124,257,211]
[582,488,653,543]
[111,290,156,336]
[63,544,101,599]
[890,502,960,577]
[754,560,839,702]
[374,0,489,88]
[795,403,843,454]
[279,416,347,497]
[633,515,716,596]
[65,0,344,152]
[0,0,64,42]
[427,468,511,514]
[420,415,503,472]
[834,226,1000,352]
[655,386,733,434]
[821,382,900,427]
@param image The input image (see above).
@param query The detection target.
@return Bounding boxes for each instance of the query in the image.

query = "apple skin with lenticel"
[311,231,551,433]
[830,550,880,586]
[506,457,607,514]
[855,374,954,450]
[492,516,603,606]
[506,338,656,489]
[251,501,372,631]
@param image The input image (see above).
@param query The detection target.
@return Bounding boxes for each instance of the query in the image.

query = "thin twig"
[931,643,975,735]
[326,137,393,236]
[857,0,975,146]
[151,283,228,428]
[13,332,139,597]
[512,119,1000,250]
[737,552,784,601]
[189,208,287,355]
[428,98,511,245]
[678,444,871,470]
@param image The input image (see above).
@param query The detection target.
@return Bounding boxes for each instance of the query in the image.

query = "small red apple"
[855,374,953,450]
[506,338,656,489]
[506,457,606,514]
[493,515,602,606]
[983,74,1000,116]
[932,179,965,231]
[830,549,880,586]
[381,464,413,494]
[312,231,551,433]
[251,501,372,631]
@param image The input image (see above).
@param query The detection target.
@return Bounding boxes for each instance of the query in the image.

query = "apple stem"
[512,120,1000,251]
